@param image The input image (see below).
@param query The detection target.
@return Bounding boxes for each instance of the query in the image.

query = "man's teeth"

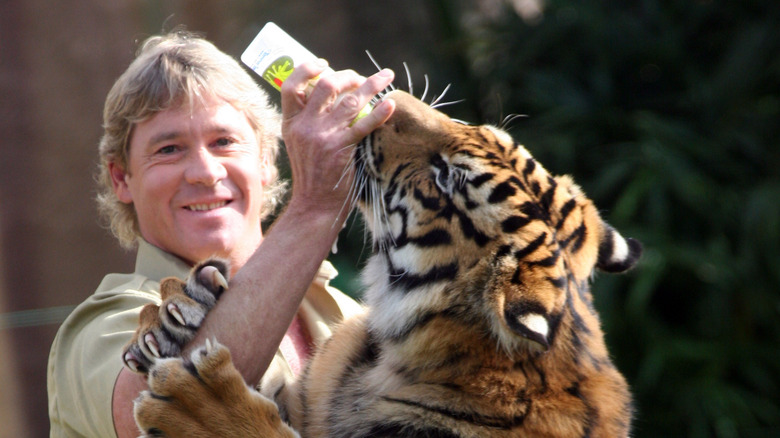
[187,201,228,211]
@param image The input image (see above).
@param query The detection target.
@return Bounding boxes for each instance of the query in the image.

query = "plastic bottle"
[241,22,372,122]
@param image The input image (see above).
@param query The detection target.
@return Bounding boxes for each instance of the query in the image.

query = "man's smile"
[185,201,230,212]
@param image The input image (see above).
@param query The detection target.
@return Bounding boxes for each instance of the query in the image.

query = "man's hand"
[280,60,395,221]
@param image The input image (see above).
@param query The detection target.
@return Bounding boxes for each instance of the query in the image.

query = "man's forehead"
[132,100,250,145]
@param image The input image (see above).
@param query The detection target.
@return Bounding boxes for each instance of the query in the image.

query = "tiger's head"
[354,90,641,355]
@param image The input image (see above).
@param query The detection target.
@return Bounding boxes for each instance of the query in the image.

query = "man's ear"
[109,161,133,204]
[260,152,276,186]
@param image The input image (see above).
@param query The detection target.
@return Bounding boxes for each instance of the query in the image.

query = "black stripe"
[565,381,583,398]
[148,392,172,402]
[383,179,402,207]
[539,180,557,216]
[483,151,499,161]
[514,358,548,392]
[182,358,200,379]
[501,215,531,233]
[522,158,536,178]
[388,162,410,185]
[560,223,587,253]
[545,309,565,347]
[511,266,522,284]
[145,428,165,437]
[389,262,459,291]
[597,228,615,266]
[556,198,577,230]
[363,422,461,438]
[527,249,560,267]
[530,181,541,196]
[381,396,528,430]
[574,276,596,312]
[373,150,385,170]
[508,175,526,192]
[546,276,567,289]
[520,201,546,221]
[488,181,516,204]
[566,284,593,336]
[414,188,441,210]
[456,210,491,247]
[495,244,513,259]
[514,233,547,261]
[469,172,494,188]
[386,205,409,243]
[409,228,452,247]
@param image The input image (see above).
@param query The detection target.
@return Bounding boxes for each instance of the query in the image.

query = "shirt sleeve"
[48,277,161,438]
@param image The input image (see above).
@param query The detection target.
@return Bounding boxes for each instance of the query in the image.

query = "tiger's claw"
[167,303,186,326]
[144,333,161,358]
[124,351,143,374]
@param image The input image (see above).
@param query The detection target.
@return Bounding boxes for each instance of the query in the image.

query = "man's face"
[110,98,270,267]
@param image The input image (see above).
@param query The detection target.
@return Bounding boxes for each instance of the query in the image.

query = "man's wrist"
[281,195,350,231]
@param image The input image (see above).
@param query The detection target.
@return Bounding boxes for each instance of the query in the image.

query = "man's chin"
[182,234,260,265]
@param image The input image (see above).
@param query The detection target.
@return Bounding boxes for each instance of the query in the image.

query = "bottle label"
[241,22,334,91]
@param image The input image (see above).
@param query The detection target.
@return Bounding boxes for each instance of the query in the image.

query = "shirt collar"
[134,239,192,283]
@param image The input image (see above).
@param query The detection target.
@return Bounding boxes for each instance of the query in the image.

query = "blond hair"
[96,31,284,248]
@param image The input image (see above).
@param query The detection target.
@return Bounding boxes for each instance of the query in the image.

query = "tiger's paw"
[122,259,229,374]
[134,340,299,438]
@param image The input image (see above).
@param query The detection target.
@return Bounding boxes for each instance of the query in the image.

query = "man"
[47,31,395,437]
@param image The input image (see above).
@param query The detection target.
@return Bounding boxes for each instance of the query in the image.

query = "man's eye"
[214,137,234,147]
[157,145,176,154]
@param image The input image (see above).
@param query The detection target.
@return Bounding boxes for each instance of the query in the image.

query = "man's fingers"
[348,97,396,141]
[357,68,395,102]
[285,65,395,123]
[280,59,331,118]
[305,70,365,114]
[280,65,396,155]
[323,68,392,121]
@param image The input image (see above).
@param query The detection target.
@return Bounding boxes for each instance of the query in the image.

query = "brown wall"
[0,1,440,436]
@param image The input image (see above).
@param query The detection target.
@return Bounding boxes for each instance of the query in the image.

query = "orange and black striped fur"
[128,90,641,437]
[270,90,641,437]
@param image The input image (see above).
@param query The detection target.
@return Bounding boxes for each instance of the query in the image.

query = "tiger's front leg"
[134,340,299,438]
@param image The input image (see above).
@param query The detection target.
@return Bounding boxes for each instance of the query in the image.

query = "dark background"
[1,1,778,436]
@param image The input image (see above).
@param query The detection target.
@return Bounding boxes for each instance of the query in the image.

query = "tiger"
[123,89,642,437]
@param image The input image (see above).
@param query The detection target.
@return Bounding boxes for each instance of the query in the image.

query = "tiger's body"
[125,90,641,437]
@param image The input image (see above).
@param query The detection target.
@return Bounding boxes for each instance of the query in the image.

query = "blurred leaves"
[420,0,780,435]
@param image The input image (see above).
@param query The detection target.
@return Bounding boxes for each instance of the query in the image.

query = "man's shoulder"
[47,270,163,438]
[53,272,161,346]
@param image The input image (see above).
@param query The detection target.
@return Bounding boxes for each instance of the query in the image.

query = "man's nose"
[185,148,227,186]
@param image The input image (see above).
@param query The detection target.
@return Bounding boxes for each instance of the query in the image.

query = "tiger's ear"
[596,224,643,273]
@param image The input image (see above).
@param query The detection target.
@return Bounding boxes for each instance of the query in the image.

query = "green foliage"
[426,0,780,436]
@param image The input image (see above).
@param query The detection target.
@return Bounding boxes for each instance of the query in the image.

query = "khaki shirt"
[47,240,361,437]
